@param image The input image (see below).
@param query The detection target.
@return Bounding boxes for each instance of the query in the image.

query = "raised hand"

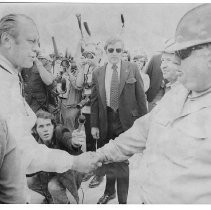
[72,152,102,173]
[91,127,100,140]
[72,129,86,148]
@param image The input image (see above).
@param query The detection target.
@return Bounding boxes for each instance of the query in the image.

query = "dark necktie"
[110,64,119,111]
[18,73,24,97]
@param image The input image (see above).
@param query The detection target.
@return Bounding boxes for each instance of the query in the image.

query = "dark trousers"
[102,107,129,204]
[84,113,96,152]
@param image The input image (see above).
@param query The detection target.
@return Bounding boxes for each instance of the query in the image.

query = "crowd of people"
[1,3,211,204]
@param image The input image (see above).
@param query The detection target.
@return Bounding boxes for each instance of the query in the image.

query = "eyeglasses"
[176,43,210,60]
[107,48,122,54]
[82,52,95,59]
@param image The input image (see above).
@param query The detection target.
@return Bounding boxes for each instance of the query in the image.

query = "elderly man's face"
[160,53,180,83]
[10,19,39,69]
[178,46,211,92]
[36,118,54,144]
[106,41,123,65]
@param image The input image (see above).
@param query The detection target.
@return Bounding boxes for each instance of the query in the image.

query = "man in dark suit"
[90,37,147,204]
[145,54,165,111]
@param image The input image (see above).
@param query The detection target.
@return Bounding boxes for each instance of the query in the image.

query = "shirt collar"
[0,53,19,75]
[107,61,121,71]
[188,87,211,100]
[166,80,179,88]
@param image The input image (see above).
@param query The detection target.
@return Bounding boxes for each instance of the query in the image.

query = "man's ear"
[0,32,13,48]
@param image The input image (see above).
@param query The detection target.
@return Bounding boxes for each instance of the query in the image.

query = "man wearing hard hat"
[78,4,211,203]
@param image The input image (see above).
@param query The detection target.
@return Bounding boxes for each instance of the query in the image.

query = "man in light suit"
[91,37,147,204]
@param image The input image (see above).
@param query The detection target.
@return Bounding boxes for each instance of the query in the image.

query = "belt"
[107,106,119,113]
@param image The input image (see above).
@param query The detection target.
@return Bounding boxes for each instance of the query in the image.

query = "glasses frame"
[176,42,211,60]
[107,48,122,54]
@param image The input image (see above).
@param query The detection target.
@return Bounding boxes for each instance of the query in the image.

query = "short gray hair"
[0,14,35,42]
[104,36,124,51]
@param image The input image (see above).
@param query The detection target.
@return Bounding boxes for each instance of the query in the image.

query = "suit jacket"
[91,61,147,145]
[145,54,164,102]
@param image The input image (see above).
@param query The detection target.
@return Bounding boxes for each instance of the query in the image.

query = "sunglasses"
[176,43,210,60]
[107,48,122,54]
[82,52,95,59]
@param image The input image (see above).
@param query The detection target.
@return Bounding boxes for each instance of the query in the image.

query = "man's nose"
[43,126,48,132]
[32,42,40,54]
[161,61,167,69]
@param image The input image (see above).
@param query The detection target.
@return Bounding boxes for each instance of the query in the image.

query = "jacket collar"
[156,84,211,124]
[0,53,19,75]
[119,61,130,96]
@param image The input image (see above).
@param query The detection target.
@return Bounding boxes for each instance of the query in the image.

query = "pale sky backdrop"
[0,3,201,58]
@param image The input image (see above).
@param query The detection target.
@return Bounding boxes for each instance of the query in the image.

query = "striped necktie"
[110,64,119,111]
[18,73,24,97]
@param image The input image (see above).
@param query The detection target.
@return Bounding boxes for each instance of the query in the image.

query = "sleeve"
[25,135,74,174]
[97,111,152,162]
[90,70,100,128]
[8,117,74,175]
[145,56,153,77]
[0,120,7,168]
[134,64,148,116]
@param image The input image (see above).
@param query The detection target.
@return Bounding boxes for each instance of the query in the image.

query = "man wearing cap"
[21,51,57,113]
[79,4,211,203]
[76,42,103,153]
[0,13,100,203]
[160,39,181,94]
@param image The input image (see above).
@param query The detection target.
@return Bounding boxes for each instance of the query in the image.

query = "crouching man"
[27,110,85,204]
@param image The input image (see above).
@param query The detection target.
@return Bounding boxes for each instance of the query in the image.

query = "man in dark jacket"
[90,37,147,204]
[27,110,84,204]
[145,54,165,111]
[21,52,58,113]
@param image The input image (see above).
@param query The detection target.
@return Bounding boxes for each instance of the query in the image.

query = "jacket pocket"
[178,124,207,140]
[126,77,136,84]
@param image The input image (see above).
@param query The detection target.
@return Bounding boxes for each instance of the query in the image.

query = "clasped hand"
[72,152,102,173]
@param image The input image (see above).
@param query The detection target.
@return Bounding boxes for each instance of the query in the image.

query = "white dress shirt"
[105,62,121,107]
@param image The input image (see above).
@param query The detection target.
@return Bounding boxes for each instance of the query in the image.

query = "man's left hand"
[72,152,102,173]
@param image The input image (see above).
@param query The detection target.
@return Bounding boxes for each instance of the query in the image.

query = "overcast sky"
[0,3,200,57]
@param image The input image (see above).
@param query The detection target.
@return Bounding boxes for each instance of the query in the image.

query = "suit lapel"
[98,64,107,109]
[119,61,130,96]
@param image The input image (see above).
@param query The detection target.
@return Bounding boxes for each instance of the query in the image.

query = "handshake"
[71,128,104,173]
[72,151,104,173]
